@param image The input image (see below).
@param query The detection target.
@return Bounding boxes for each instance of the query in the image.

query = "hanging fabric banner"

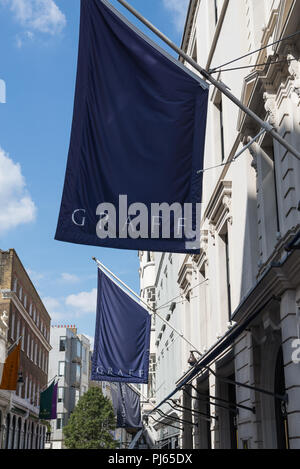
[39,381,58,420]
[110,383,143,429]
[55,0,209,254]
[0,343,21,391]
[91,269,151,384]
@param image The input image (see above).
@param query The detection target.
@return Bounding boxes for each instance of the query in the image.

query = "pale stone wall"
[140,0,300,450]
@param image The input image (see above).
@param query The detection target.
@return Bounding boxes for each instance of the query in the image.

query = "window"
[34,342,38,364]
[13,278,17,293]
[58,361,65,377]
[259,137,280,259]
[220,231,232,321]
[59,337,66,352]
[58,387,65,403]
[31,338,34,361]
[27,333,30,357]
[32,382,36,405]
[10,312,15,340]
[28,379,32,403]
[24,294,27,309]
[75,339,81,359]
[33,308,36,322]
[82,347,88,375]
[36,385,40,406]
[24,375,28,399]
[21,325,25,351]
[56,414,65,430]
[75,364,81,383]
[19,286,22,301]
[16,319,20,342]
[29,303,32,316]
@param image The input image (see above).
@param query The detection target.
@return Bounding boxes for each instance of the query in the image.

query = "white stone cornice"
[206,180,232,233]
[177,257,193,296]
[193,230,209,270]
[263,92,278,127]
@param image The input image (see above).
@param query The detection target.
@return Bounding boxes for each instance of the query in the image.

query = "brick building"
[0,249,51,449]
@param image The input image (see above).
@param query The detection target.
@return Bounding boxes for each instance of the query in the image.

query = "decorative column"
[280,290,300,449]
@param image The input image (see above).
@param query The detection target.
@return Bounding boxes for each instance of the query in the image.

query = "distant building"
[47,326,90,449]
[0,248,51,449]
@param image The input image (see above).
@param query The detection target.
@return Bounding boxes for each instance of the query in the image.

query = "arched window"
[5,414,11,449]
[11,415,16,449]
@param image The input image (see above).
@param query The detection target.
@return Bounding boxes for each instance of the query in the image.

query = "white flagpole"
[115,0,300,162]
[7,335,23,353]
[92,257,202,355]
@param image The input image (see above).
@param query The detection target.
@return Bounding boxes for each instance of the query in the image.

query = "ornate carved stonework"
[209,223,216,246]
[177,257,193,297]
[0,311,8,339]
[263,92,277,127]
[206,181,233,235]
[287,53,300,98]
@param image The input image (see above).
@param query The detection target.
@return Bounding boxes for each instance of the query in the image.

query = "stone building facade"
[0,248,51,449]
[47,326,91,449]
[140,0,300,450]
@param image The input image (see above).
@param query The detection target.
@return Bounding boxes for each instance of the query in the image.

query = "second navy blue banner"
[91,269,151,384]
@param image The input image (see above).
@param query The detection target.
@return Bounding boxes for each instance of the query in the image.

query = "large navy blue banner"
[55,0,209,254]
[91,269,151,384]
[110,383,142,429]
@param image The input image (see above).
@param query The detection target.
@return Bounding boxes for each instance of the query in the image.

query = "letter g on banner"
[72,209,86,226]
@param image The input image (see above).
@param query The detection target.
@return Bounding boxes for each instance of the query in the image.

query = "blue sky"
[0,0,189,345]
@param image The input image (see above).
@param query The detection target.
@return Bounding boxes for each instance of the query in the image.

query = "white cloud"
[66,289,97,314]
[1,0,66,35]
[162,0,189,32]
[43,296,61,312]
[0,147,36,235]
[27,268,44,281]
[61,272,80,283]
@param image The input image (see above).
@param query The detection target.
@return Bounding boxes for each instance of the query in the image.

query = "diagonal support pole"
[167,399,218,421]
[186,384,255,414]
[156,408,198,427]
[149,415,182,431]
[203,365,288,403]
[115,0,300,162]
